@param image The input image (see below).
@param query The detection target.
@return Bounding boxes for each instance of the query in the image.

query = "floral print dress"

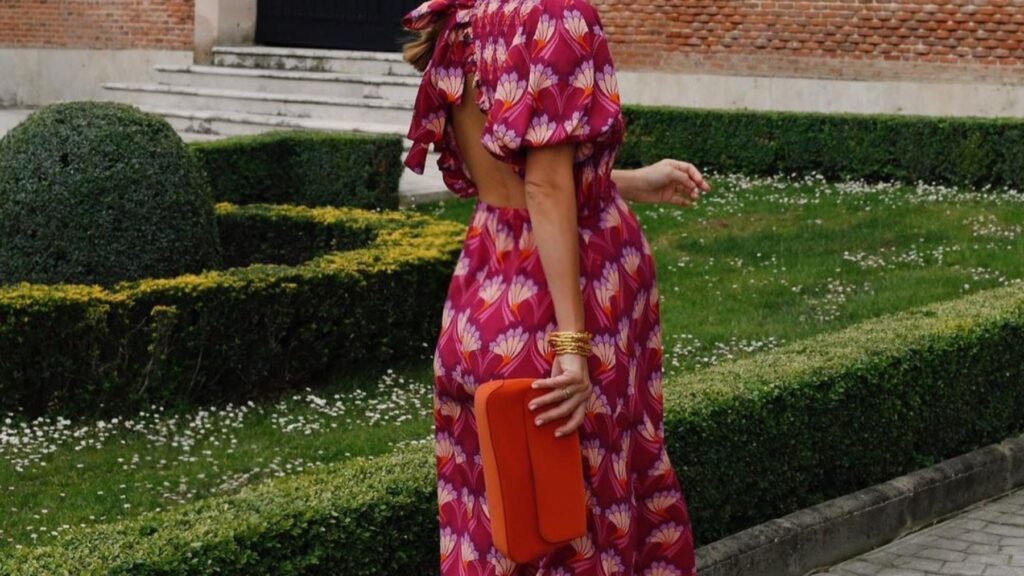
[402,1,697,574]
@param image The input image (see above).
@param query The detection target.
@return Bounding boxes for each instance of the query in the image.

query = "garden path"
[813,487,1024,576]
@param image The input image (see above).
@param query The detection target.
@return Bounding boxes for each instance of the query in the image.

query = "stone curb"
[694,432,1024,576]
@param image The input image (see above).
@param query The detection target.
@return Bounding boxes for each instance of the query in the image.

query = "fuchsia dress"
[402,1,697,574]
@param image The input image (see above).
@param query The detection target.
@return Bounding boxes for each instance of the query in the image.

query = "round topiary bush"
[0,101,223,286]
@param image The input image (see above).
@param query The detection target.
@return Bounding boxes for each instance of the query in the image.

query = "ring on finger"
[561,385,573,399]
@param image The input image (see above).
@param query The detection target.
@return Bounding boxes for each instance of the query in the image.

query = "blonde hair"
[402,23,443,73]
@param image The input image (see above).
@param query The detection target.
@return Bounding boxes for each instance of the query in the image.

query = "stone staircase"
[101,46,450,204]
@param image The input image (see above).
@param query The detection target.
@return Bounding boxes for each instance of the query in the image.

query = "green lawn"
[2,172,1022,551]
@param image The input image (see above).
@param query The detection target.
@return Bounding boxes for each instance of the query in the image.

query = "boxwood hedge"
[188,130,403,209]
[618,105,1024,190]
[0,204,465,419]
[3,283,1021,574]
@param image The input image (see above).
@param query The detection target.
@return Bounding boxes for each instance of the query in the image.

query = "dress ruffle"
[402,0,480,198]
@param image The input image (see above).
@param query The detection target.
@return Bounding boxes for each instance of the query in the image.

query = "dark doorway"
[255,0,423,52]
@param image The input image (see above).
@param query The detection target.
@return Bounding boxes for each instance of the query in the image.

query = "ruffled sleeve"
[480,0,624,166]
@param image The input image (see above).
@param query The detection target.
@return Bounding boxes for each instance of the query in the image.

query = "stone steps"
[99,46,450,204]
[153,64,420,102]
[212,45,420,77]
[103,82,415,125]
[136,105,410,142]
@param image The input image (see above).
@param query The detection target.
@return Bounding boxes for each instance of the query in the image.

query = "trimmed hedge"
[0,205,465,419]
[0,101,223,286]
[3,283,1022,573]
[214,203,379,267]
[0,442,439,576]
[618,105,1024,190]
[664,281,1024,541]
[188,130,404,209]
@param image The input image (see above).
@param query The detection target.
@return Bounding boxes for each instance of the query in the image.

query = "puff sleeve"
[480,0,624,166]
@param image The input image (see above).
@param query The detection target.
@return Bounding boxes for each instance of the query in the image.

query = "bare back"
[450,72,529,209]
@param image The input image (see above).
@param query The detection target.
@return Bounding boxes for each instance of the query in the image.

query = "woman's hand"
[528,352,593,438]
[615,159,711,206]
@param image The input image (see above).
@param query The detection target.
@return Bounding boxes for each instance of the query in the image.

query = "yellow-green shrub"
[0,204,465,418]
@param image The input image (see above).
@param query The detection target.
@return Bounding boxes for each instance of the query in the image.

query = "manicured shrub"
[2,283,1021,573]
[189,130,404,209]
[214,202,379,267]
[0,204,465,418]
[619,105,1024,190]
[663,281,1024,542]
[0,101,223,286]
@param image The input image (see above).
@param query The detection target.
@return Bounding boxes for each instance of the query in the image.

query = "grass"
[0,357,435,551]
[2,171,1022,552]
[411,172,1024,371]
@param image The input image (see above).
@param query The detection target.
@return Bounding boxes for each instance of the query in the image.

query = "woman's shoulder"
[473,0,606,34]
[518,0,605,31]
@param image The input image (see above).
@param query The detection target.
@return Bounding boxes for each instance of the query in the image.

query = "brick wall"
[2,0,1022,84]
[596,0,1024,84]
[0,0,194,50]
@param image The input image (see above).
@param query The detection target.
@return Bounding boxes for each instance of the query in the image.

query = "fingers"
[532,387,587,429]
[555,403,587,437]
[669,159,711,192]
[528,383,576,413]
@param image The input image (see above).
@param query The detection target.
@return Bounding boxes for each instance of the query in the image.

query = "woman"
[401,0,710,574]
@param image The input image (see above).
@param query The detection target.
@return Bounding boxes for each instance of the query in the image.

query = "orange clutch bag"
[474,376,588,563]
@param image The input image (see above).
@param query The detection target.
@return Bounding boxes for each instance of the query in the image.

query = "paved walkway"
[0,107,30,136]
[812,487,1024,576]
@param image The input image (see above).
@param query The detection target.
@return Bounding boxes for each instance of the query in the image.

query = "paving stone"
[871,551,905,565]
[961,531,1005,545]
[967,544,1002,554]
[963,520,993,531]
[892,556,945,572]
[938,562,986,575]
[996,516,1024,528]
[817,488,1024,576]
[919,548,968,563]
[984,567,1024,576]
[840,560,888,576]
[889,542,929,556]
[877,569,932,576]
[924,537,974,553]
[986,525,1024,538]
[974,554,1015,566]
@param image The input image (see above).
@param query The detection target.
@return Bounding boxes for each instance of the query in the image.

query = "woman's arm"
[524,143,586,333]
[612,161,711,205]
[611,168,642,201]
[523,142,593,438]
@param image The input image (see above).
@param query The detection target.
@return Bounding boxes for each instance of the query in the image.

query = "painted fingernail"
[528,402,536,410]
[535,417,543,426]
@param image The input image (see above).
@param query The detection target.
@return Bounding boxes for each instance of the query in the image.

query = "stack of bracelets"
[545,330,593,356]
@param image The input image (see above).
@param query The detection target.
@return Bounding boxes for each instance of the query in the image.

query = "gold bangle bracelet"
[547,330,593,356]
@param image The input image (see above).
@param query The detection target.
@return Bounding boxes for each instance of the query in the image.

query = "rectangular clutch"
[474,376,588,563]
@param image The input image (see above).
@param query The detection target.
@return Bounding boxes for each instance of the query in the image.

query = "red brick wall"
[596,0,1024,83]
[0,0,194,50]
[3,0,1022,83]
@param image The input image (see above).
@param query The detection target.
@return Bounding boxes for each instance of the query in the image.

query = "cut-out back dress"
[402,0,698,574]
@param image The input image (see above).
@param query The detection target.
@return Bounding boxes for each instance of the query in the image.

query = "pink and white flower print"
[402,1,698,575]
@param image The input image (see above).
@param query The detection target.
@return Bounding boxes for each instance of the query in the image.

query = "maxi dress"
[402,1,698,574]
